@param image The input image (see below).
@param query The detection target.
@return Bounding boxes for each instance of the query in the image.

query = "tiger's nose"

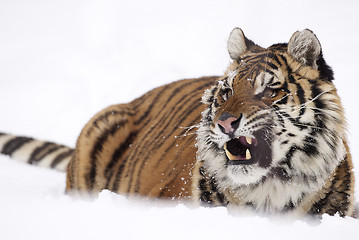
[217,113,242,134]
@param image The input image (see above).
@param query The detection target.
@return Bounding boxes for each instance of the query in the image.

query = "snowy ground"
[1,0,359,239]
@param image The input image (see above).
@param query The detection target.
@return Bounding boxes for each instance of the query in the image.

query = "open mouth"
[224,136,258,165]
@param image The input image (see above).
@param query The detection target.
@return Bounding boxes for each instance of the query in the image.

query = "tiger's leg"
[307,142,356,217]
[66,104,137,196]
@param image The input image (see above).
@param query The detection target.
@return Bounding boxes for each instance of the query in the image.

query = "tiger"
[0,27,355,217]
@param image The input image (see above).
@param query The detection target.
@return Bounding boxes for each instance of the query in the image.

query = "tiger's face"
[197,28,346,195]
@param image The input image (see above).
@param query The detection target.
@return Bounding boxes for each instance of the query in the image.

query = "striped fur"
[66,77,215,198]
[0,28,355,217]
[0,133,73,171]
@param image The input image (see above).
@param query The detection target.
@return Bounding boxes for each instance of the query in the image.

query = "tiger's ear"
[288,29,321,69]
[227,28,248,60]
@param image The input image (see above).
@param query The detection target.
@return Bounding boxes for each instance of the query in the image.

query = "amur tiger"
[0,28,355,217]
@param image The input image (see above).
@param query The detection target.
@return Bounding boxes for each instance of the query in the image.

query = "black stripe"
[278,111,309,130]
[28,142,62,164]
[210,177,218,192]
[288,75,296,84]
[302,136,319,156]
[134,86,172,125]
[309,80,326,110]
[269,53,282,68]
[268,167,290,181]
[50,149,74,168]
[86,109,135,136]
[108,159,127,192]
[270,81,281,87]
[283,200,296,211]
[1,136,33,156]
[266,62,278,70]
[245,52,274,62]
[157,171,182,198]
[295,82,306,116]
[278,54,290,72]
[285,145,298,163]
[273,106,285,128]
[132,89,157,110]
[29,142,52,162]
[285,65,306,116]
[208,85,218,104]
[267,76,275,86]
[264,69,275,77]
[245,112,270,127]
[86,119,128,190]
[275,93,289,105]
[200,191,213,204]
[216,192,227,206]
[281,81,290,94]
[104,131,138,181]
[199,179,207,191]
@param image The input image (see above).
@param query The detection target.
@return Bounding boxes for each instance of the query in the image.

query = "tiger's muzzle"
[217,113,273,168]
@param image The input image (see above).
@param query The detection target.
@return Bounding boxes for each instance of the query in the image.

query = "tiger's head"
[197,28,347,205]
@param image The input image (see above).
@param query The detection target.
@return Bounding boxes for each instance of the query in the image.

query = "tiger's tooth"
[224,143,236,160]
[246,136,252,145]
[225,148,237,161]
[246,149,251,160]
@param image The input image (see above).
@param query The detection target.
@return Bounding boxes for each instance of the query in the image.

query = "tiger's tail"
[0,132,73,172]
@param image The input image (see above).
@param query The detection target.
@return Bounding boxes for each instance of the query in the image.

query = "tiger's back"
[66,77,216,199]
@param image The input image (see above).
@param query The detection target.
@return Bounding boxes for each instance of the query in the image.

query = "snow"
[0,0,359,239]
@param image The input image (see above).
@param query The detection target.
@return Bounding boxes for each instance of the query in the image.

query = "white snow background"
[0,0,358,239]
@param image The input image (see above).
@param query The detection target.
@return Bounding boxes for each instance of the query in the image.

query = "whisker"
[277,90,332,110]
[176,121,209,138]
[273,110,328,131]
[273,93,292,104]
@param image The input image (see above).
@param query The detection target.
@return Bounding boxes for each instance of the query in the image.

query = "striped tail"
[0,132,74,171]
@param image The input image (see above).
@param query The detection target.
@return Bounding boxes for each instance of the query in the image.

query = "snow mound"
[0,157,357,240]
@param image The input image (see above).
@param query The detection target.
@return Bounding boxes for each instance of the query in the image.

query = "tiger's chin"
[226,164,270,185]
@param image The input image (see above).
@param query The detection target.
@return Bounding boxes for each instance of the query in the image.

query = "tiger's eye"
[221,89,232,101]
[262,88,276,98]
